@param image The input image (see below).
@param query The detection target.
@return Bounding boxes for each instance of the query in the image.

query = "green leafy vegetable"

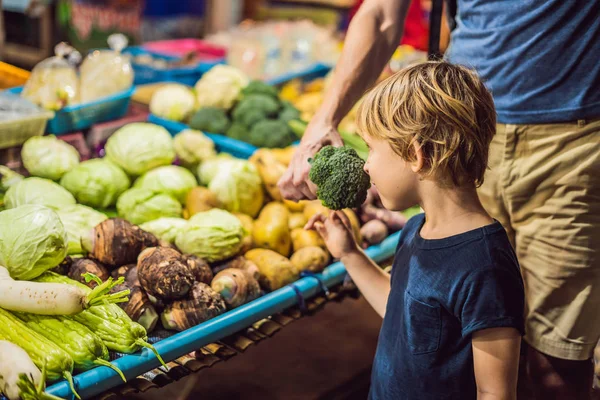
[134,165,197,204]
[117,188,182,225]
[21,135,80,181]
[4,177,76,210]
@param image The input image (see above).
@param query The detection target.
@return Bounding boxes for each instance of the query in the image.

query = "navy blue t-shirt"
[369,214,525,400]
[447,0,600,124]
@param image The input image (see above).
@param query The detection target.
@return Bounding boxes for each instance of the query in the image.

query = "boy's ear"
[411,141,424,173]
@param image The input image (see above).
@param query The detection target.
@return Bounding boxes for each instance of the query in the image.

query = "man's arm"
[472,328,521,400]
[278,0,410,201]
[341,250,391,318]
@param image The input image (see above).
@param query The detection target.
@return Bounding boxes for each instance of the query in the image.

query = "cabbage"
[175,209,244,262]
[21,135,80,180]
[173,129,217,169]
[195,65,249,109]
[0,205,68,280]
[139,217,188,244]
[60,159,131,209]
[56,205,108,255]
[105,123,176,176]
[134,165,197,204]
[150,84,196,122]
[117,188,182,225]
[5,177,76,209]
[197,154,234,186]
[202,159,264,217]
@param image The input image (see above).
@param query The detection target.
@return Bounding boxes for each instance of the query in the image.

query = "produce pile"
[0,116,416,399]
[150,65,301,149]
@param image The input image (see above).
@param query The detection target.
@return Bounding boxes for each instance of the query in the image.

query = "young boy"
[306,62,525,400]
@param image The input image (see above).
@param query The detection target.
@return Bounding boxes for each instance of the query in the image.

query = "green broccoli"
[242,80,279,99]
[226,122,250,141]
[189,107,231,133]
[248,120,296,148]
[232,94,280,123]
[308,145,371,210]
[278,105,301,124]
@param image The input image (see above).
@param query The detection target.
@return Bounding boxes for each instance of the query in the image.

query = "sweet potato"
[67,258,110,288]
[290,246,330,273]
[161,282,226,331]
[82,218,159,268]
[211,268,261,308]
[137,247,195,301]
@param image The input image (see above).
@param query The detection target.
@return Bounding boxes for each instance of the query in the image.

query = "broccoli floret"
[189,107,231,133]
[242,80,279,98]
[278,105,301,124]
[308,145,370,210]
[226,122,250,141]
[232,94,280,123]
[234,106,268,127]
[248,120,296,148]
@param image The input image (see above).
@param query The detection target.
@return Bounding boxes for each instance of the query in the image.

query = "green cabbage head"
[175,209,244,262]
[0,205,68,280]
[202,159,264,217]
[197,153,234,186]
[140,217,188,244]
[5,177,76,209]
[173,129,217,169]
[117,187,182,225]
[21,135,80,181]
[60,159,131,209]
[134,165,197,204]
[105,123,176,176]
[56,204,108,255]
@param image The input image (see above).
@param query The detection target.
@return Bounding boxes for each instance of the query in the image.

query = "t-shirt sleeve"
[457,265,525,338]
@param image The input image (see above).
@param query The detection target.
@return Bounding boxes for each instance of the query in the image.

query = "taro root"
[183,254,213,284]
[50,256,74,275]
[111,264,140,287]
[211,256,260,281]
[211,268,260,309]
[82,218,159,268]
[161,282,226,331]
[110,282,158,333]
[68,258,110,288]
[137,247,194,301]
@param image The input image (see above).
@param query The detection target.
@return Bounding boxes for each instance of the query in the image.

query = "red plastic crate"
[142,39,226,60]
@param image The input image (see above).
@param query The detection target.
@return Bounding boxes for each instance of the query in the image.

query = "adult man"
[278,0,600,398]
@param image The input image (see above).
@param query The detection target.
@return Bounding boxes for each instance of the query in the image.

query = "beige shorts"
[478,118,600,361]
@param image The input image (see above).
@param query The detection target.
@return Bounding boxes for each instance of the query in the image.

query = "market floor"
[131,296,383,400]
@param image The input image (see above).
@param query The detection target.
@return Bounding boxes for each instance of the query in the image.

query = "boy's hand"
[305,211,359,259]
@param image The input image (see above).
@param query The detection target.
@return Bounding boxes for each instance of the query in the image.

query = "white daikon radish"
[0,340,40,400]
[0,266,129,315]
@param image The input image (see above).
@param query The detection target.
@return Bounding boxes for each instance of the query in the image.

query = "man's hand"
[472,327,521,400]
[277,120,343,201]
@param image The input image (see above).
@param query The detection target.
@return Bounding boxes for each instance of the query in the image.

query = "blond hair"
[356,61,496,187]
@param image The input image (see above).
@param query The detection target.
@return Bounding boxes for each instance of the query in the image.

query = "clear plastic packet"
[21,42,79,110]
[0,92,47,121]
[79,33,134,102]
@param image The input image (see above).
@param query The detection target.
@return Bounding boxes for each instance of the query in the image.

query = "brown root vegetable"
[211,268,261,308]
[111,264,141,288]
[211,256,260,281]
[82,218,159,268]
[291,246,331,273]
[137,247,195,301]
[161,282,227,331]
[184,187,221,218]
[110,283,159,333]
[361,204,407,232]
[244,249,298,291]
[68,258,110,288]
[183,254,213,284]
[360,219,389,246]
[50,256,73,275]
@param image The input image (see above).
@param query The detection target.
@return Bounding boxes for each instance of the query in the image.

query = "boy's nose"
[363,161,370,175]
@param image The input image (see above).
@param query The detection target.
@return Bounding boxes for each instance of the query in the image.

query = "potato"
[251,149,287,201]
[343,208,363,244]
[291,228,326,252]
[303,200,330,221]
[291,246,330,273]
[245,248,298,291]
[185,187,221,218]
[283,199,307,212]
[234,212,255,253]
[270,146,296,166]
[289,212,308,231]
[252,202,291,256]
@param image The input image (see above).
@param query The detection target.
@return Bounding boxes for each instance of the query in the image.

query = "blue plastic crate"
[8,86,134,135]
[266,62,332,86]
[124,47,224,86]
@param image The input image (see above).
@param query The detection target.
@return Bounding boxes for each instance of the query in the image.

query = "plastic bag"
[0,92,48,122]
[21,42,79,110]
[79,34,134,102]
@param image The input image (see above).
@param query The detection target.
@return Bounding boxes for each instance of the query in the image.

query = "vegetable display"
[149,84,196,122]
[134,165,197,204]
[172,129,217,170]
[117,188,183,225]
[5,178,76,210]
[56,205,108,255]
[21,135,80,181]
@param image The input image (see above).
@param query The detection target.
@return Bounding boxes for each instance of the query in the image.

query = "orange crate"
[0,62,30,89]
